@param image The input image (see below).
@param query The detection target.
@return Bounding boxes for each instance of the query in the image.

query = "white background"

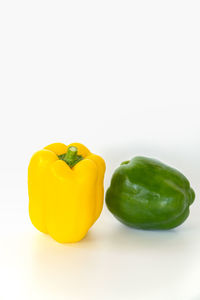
[0,1,200,299]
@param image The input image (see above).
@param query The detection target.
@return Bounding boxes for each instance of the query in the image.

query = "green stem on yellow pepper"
[59,146,83,168]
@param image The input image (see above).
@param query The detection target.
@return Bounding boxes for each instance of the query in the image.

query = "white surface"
[0,0,200,299]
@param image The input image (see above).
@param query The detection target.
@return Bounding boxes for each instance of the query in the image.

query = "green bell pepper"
[106,156,195,230]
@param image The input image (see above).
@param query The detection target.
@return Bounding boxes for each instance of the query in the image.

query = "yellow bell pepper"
[28,142,105,243]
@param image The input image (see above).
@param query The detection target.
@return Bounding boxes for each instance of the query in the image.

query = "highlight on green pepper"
[106,156,195,230]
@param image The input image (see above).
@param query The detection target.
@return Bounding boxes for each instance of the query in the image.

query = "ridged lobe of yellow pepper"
[28,143,105,243]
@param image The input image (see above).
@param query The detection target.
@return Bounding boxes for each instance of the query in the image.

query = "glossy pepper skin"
[106,156,195,230]
[28,143,105,243]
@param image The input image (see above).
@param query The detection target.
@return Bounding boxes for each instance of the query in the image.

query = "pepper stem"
[121,160,130,165]
[59,146,83,168]
[64,146,78,164]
